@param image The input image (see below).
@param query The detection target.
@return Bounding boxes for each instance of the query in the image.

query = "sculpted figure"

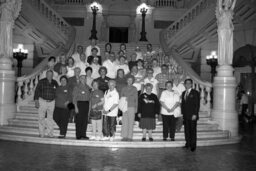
[216,0,236,65]
[0,0,21,58]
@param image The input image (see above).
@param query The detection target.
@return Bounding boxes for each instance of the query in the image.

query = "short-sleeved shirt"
[90,89,104,110]
[160,90,180,115]
[143,77,159,95]
[103,88,119,117]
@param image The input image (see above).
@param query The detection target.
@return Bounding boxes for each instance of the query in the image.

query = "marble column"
[211,65,238,137]
[211,0,238,137]
[0,0,22,125]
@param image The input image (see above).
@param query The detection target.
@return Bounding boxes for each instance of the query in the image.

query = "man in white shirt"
[85,38,100,57]
[90,56,101,79]
[72,45,84,64]
[75,53,89,75]
[160,81,180,141]
[102,52,117,79]
[102,80,119,141]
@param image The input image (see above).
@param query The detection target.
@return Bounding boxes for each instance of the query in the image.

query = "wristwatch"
[109,109,111,112]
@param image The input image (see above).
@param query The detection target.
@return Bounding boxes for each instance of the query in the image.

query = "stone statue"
[0,0,22,60]
[216,0,236,65]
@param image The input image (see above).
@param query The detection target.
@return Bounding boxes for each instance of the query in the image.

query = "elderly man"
[34,70,59,138]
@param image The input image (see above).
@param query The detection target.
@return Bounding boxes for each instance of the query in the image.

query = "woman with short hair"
[120,75,137,141]
[53,76,71,138]
[160,81,180,141]
[138,83,160,141]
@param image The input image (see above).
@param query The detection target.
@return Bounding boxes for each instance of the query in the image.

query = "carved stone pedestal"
[211,65,238,137]
[0,57,16,125]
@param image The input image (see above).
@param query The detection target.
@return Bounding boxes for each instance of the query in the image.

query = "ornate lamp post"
[13,44,28,77]
[89,2,99,40]
[206,51,218,82]
[139,7,148,42]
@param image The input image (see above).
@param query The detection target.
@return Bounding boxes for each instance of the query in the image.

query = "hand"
[35,100,39,108]
[192,115,197,121]
[75,106,79,114]
[103,110,108,114]
[137,113,141,118]
[167,108,172,113]
[92,104,97,109]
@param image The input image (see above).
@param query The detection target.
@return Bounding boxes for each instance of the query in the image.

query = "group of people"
[34,39,200,151]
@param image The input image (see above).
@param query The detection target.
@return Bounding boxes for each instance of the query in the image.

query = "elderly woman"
[53,76,71,138]
[94,66,110,93]
[102,80,119,141]
[138,83,160,141]
[73,75,91,140]
[120,75,137,141]
[160,81,180,141]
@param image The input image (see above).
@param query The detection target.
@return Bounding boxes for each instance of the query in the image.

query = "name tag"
[96,95,99,98]
[105,80,109,83]
[53,86,56,89]
[64,90,67,93]
[82,91,85,94]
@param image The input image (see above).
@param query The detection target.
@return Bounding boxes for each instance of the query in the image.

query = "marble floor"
[0,124,256,171]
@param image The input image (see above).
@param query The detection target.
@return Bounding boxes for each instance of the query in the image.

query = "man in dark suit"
[181,79,200,152]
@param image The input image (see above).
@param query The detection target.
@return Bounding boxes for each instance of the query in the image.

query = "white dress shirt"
[103,59,117,79]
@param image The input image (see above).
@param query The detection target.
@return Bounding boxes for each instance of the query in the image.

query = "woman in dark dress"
[138,83,160,141]
[53,76,71,138]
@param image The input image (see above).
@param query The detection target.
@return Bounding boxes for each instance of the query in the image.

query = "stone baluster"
[23,80,29,99]
[206,87,211,116]
[29,78,34,95]
[200,85,205,106]
[17,81,23,103]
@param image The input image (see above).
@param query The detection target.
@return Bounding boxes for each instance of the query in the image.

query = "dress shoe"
[76,137,82,140]
[191,148,196,152]
[82,136,89,140]
[149,138,154,141]
[170,138,175,141]
[163,138,167,141]
[142,137,146,141]
[58,135,65,139]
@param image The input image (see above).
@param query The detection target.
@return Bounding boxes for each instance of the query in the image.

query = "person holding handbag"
[89,80,104,140]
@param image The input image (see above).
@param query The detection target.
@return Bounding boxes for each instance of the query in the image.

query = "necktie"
[185,90,189,100]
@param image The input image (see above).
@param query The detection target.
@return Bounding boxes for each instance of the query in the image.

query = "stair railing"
[16,0,77,111]
[164,0,216,43]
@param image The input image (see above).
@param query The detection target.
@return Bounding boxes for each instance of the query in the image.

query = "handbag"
[90,110,102,120]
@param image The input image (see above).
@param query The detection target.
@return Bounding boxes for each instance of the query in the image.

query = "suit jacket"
[181,89,200,120]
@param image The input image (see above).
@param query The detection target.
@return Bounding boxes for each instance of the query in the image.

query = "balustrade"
[164,0,215,42]
[27,0,70,36]
[16,0,76,110]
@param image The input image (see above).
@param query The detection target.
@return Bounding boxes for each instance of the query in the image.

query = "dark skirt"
[139,118,156,130]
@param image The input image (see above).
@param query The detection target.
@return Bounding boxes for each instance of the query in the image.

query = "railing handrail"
[166,0,214,31]
[27,0,70,34]
[159,30,212,88]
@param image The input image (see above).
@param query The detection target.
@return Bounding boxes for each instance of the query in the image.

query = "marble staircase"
[0,102,240,148]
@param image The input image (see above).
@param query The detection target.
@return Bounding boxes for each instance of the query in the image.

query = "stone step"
[0,126,229,140]
[14,114,212,124]
[15,109,211,119]
[8,119,219,131]
[0,130,241,148]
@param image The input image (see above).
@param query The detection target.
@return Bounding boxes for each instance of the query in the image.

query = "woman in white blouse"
[159,81,180,141]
